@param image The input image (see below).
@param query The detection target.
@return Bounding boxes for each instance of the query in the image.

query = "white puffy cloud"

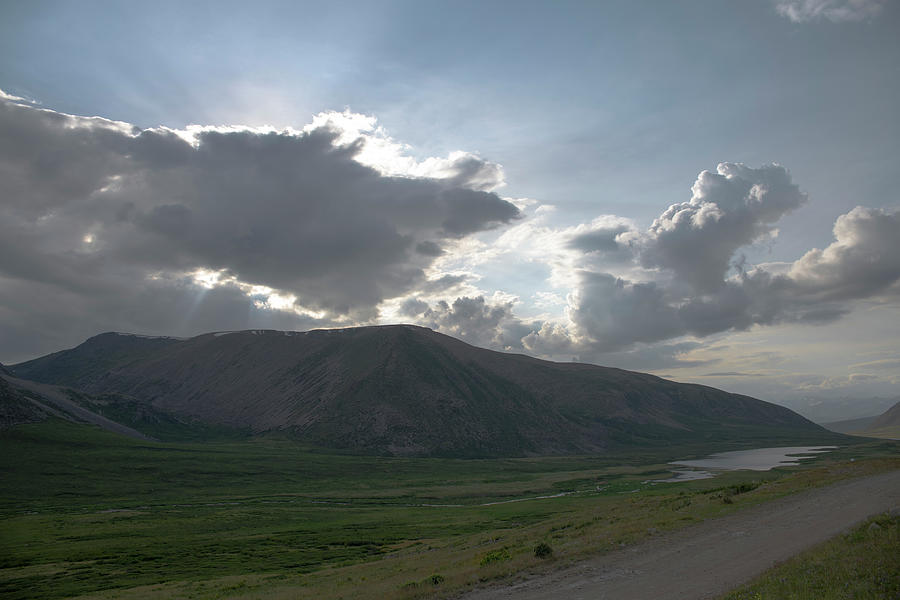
[641,163,806,292]
[409,165,899,366]
[302,110,506,191]
[553,166,899,354]
[786,206,900,301]
[774,0,886,22]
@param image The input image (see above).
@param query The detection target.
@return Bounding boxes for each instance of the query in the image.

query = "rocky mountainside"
[10,326,838,456]
[0,375,48,429]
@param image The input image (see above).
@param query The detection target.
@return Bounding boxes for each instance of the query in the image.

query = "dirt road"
[460,469,900,600]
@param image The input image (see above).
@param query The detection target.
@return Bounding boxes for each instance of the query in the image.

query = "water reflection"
[674,446,837,471]
[656,446,838,482]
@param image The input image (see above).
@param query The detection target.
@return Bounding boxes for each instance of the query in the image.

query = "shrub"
[533,542,553,559]
[480,548,511,566]
[428,574,445,585]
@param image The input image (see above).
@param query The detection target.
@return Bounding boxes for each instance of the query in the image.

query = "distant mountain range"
[871,401,900,430]
[824,400,900,440]
[6,326,840,456]
[780,394,900,424]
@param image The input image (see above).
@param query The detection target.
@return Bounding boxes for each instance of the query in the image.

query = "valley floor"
[1,421,898,600]
[459,469,900,600]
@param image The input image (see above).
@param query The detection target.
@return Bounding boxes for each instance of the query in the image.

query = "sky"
[1,0,898,417]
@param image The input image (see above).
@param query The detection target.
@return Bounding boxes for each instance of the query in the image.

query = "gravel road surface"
[460,468,900,600]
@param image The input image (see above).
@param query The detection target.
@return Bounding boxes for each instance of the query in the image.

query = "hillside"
[856,401,900,440]
[0,375,48,429]
[10,326,839,456]
[821,415,878,434]
[870,401,900,429]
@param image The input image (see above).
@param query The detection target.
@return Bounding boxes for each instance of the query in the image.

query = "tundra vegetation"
[721,513,899,600]
[1,419,897,600]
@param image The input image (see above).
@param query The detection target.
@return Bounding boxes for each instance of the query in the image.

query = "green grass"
[721,513,899,600]
[1,419,897,600]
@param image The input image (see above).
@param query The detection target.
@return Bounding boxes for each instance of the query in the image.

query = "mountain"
[820,401,900,440]
[10,326,839,456]
[821,415,878,434]
[0,368,156,440]
[854,401,900,440]
[0,374,48,429]
[871,401,900,429]
[781,395,900,424]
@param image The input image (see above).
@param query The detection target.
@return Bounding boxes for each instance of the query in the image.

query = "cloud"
[578,341,717,371]
[641,163,806,293]
[848,358,900,370]
[786,206,900,302]
[567,272,682,350]
[411,165,900,363]
[774,0,886,22]
[703,372,761,377]
[0,271,324,364]
[567,223,636,265]
[560,168,900,353]
[797,372,882,391]
[3,89,898,382]
[0,92,519,361]
[415,295,535,351]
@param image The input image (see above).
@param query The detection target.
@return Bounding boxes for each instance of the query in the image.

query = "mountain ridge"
[10,325,839,456]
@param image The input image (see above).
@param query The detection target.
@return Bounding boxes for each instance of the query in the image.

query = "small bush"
[480,548,511,566]
[533,542,553,559]
[428,574,445,585]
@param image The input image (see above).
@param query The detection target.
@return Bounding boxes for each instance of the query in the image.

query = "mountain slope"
[0,370,156,440]
[821,415,878,434]
[854,400,900,440]
[0,375,49,429]
[870,400,900,430]
[11,326,838,456]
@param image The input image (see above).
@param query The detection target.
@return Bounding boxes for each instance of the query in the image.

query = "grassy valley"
[2,419,897,600]
[1,328,893,598]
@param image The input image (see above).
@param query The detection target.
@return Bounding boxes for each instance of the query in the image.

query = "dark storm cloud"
[414,241,444,256]
[0,94,519,360]
[0,271,323,363]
